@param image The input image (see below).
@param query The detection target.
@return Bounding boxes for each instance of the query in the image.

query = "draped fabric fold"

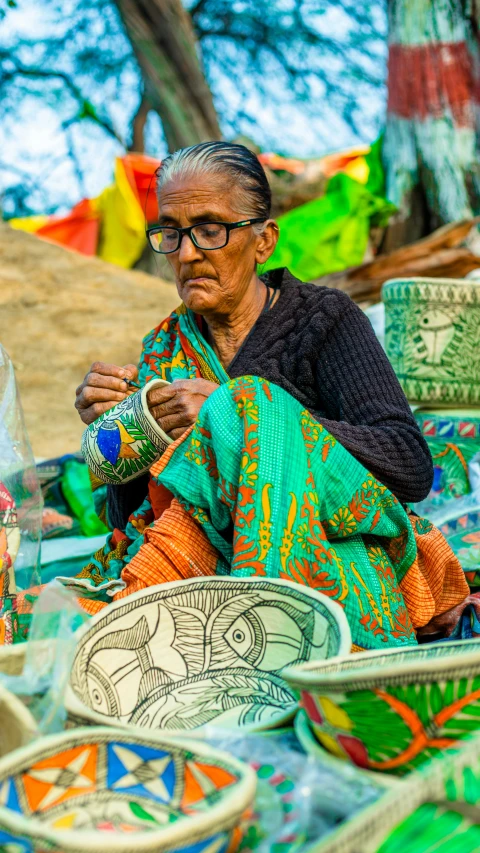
[64,305,468,648]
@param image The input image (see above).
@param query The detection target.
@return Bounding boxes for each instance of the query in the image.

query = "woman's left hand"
[147,379,219,440]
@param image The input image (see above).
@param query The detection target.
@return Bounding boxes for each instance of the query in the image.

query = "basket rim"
[0,725,256,852]
[282,639,480,691]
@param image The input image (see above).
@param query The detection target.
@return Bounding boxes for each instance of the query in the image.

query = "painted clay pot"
[382,277,480,405]
[304,731,480,853]
[65,577,351,733]
[81,378,172,485]
[0,726,256,852]
[283,639,480,776]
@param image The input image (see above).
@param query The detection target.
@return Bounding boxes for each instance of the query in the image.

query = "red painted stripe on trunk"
[387,42,478,126]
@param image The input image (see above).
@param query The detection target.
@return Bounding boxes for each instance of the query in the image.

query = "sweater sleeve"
[314,297,433,504]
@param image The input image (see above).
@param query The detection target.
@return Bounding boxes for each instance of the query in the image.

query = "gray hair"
[156,141,271,232]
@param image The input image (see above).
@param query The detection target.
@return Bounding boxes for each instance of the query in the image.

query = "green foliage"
[0,0,16,19]
[77,99,100,122]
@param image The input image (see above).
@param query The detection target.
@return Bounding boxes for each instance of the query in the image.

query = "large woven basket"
[0,642,27,676]
[307,731,480,853]
[65,577,351,733]
[382,277,480,405]
[0,682,37,758]
[283,639,480,776]
[0,726,256,852]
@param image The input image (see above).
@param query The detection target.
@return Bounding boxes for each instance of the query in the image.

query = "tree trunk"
[112,0,222,151]
[382,0,480,248]
[129,93,150,152]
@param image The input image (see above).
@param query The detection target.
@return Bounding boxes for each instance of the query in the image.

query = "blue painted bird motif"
[97,420,140,465]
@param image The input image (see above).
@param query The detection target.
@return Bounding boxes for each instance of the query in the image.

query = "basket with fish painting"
[65,576,351,733]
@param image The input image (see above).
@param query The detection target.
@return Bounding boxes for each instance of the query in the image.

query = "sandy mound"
[0,223,179,457]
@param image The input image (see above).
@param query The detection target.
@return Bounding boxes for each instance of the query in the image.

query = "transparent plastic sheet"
[202,726,385,852]
[0,344,42,600]
[419,453,480,529]
[0,580,88,734]
[412,451,480,522]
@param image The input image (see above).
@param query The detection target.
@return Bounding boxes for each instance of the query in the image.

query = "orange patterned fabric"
[77,597,107,615]
[399,515,469,629]
[113,498,217,600]
[77,496,217,616]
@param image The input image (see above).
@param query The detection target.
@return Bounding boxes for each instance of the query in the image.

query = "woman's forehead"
[158,176,241,222]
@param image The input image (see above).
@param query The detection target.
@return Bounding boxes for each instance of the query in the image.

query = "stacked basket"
[382,277,480,575]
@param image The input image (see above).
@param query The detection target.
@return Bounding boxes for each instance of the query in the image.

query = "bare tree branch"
[129,92,150,151]
[0,52,125,145]
[0,0,386,218]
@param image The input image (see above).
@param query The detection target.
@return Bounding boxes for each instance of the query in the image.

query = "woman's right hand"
[75,362,139,425]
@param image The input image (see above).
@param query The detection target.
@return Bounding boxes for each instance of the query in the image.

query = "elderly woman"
[75,142,468,650]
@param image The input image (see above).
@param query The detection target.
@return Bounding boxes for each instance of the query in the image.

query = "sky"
[0,0,388,218]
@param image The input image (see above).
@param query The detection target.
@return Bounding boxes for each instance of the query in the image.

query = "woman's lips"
[184,277,215,286]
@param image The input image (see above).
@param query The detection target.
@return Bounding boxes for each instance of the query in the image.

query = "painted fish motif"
[415,308,456,365]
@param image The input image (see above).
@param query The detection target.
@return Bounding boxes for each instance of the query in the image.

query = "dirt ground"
[0,223,179,457]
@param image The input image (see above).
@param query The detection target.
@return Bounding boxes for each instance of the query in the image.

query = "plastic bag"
[202,726,384,852]
[0,580,88,734]
[0,344,42,601]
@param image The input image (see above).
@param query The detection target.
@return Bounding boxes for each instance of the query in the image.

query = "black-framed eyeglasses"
[146,218,266,254]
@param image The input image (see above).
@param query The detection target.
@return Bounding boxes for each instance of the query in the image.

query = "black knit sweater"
[107,268,433,529]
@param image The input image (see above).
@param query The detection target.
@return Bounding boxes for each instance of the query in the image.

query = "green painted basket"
[382,277,480,406]
[306,731,480,853]
[283,639,480,777]
[293,710,402,791]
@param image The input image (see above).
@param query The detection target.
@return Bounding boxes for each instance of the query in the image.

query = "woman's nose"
[178,233,203,263]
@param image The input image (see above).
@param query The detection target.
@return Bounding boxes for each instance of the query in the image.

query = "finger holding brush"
[75,362,139,425]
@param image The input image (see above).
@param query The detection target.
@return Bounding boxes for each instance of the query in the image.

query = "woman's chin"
[183,292,217,314]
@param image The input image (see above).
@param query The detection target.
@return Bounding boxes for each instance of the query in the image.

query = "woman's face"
[157,172,278,316]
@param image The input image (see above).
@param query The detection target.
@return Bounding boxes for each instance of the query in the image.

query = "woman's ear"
[255,220,279,265]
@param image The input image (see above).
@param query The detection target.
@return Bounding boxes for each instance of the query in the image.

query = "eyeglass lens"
[150,223,228,253]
